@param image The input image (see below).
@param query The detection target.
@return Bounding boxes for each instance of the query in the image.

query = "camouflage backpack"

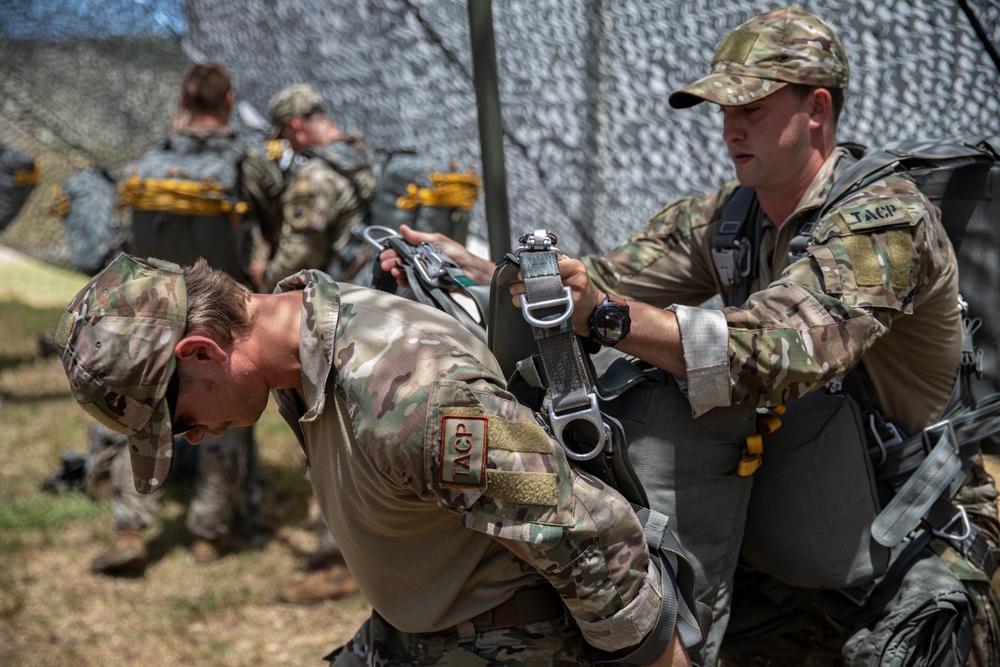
[0,144,39,232]
[50,167,127,275]
[120,132,250,282]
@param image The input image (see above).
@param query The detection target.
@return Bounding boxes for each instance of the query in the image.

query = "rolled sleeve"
[575,558,663,651]
[668,304,732,416]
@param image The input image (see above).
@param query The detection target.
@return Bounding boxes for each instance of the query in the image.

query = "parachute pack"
[714,136,1000,663]
[0,144,39,233]
[50,167,127,275]
[119,133,250,282]
[304,145,481,283]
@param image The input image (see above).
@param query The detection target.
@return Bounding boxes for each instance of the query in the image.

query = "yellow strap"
[745,433,764,456]
[265,139,288,162]
[396,170,482,211]
[755,413,782,435]
[50,185,69,217]
[737,455,762,477]
[13,164,39,186]
[120,173,248,218]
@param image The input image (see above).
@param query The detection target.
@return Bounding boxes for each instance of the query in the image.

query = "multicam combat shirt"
[584,147,961,434]
[270,270,663,653]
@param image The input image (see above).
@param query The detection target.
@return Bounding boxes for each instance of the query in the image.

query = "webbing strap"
[871,396,1000,574]
[516,238,610,461]
[363,226,487,344]
[871,421,966,547]
[632,507,709,659]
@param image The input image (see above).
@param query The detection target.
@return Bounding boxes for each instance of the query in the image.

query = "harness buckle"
[710,239,750,287]
[921,419,959,456]
[868,414,903,466]
[413,242,457,287]
[517,229,558,252]
[547,393,610,461]
[519,288,574,328]
[932,505,973,543]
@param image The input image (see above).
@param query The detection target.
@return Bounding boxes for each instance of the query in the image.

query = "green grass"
[0,493,103,531]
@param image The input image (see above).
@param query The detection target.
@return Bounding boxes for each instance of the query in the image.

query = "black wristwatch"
[588,294,631,346]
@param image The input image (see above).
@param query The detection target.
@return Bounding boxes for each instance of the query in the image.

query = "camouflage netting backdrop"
[1,0,999,268]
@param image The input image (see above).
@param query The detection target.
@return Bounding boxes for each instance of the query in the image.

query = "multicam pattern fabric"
[55,254,188,494]
[108,429,244,541]
[583,146,961,434]
[267,83,326,131]
[327,610,590,666]
[263,136,377,289]
[270,270,664,660]
[669,6,850,109]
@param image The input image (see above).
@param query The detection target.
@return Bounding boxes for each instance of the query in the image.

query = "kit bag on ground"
[50,167,127,275]
[120,133,250,282]
[0,145,38,232]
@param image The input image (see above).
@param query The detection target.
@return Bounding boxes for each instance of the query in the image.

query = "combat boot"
[191,536,229,563]
[277,564,360,605]
[91,529,147,575]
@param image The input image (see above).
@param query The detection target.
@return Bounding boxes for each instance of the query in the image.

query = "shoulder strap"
[502,229,711,655]
[712,186,760,307]
[303,143,373,205]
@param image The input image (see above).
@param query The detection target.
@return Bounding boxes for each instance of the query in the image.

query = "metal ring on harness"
[921,419,959,455]
[413,243,456,287]
[932,505,973,542]
[362,224,401,252]
[519,288,574,328]
[547,394,611,461]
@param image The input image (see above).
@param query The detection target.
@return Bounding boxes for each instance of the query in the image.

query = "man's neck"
[245,292,305,397]
[186,114,229,131]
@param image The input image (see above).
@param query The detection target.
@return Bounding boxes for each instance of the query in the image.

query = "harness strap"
[870,395,1000,574]
[516,233,610,461]
[363,226,487,344]
[469,585,566,632]
[511,230,710,658]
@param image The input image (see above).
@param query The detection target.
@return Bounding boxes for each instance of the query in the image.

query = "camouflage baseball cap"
[267,83,326,137]
[54,253,187,494]
[668,6,849,109]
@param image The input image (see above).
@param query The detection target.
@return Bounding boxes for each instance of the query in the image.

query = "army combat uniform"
[270,270,668,665]
[262,135,377,290]
[584,139,997,664]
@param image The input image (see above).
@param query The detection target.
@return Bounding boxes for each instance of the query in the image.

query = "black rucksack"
[0,144,38,232]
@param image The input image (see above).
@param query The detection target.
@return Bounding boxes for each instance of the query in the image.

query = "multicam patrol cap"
[668,6,850,109]
[54,253,187,494]
[267,83,326,137]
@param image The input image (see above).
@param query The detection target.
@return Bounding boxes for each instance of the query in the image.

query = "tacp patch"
[439,414,487,487]
[836,197,913,232]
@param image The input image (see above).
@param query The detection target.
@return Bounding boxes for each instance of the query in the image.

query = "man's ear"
[175,336,228,365]
[808,88,833,127]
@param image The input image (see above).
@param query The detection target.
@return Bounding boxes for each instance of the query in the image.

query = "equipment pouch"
[740,389,891,589]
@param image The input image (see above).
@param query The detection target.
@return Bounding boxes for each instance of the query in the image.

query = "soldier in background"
[249,83,377,292]
[90,62,284,575]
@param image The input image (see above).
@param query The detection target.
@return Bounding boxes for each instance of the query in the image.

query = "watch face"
[593,303,629,342]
